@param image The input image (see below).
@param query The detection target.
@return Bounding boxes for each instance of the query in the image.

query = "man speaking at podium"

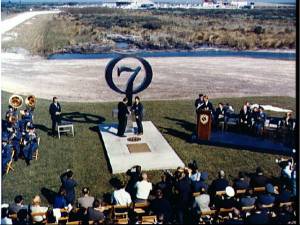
[49,96,62,137]
[199,95,214,112]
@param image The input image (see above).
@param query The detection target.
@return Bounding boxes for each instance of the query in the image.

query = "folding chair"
[113,205,129,220]
[6,151,15,174]
[114,218,128,224]
[33,137,40,160]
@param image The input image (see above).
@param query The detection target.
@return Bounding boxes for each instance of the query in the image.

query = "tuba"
[25,95,36,110]
[9,95,24,109]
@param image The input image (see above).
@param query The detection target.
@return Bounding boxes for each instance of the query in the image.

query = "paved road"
[1,10,60,34]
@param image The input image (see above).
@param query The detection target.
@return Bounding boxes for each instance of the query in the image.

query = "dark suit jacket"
[210,178,229,193]
[199,101,214,111]
[250,175,269,188]
[118,102,129,120]
[131,102,143,119]
[61,172,77,204]
[258,194,275,205]
[233,179,249,190]
[49,102,61,120]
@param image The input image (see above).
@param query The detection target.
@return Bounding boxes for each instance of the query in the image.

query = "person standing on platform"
[49,97,62,137]
[117,97,130,137]
[199,95,214,111]
[195,94,204,113]
[131,96,144,135]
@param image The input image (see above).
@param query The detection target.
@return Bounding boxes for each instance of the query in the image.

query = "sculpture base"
[99,121,185,174]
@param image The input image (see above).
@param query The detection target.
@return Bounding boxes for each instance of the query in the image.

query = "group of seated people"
[194,94,296,138]
[2,105,39,173]
[1,160,296,225]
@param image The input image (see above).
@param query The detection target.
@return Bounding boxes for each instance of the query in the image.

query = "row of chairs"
[8,202,152,225]
[5,137,40,174]
[193,186,279,198]
[199,202,294,224]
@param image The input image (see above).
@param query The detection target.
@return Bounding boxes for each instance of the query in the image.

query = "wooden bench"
[141,215,157,224]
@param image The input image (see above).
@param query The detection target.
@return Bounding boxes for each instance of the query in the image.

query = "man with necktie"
[49,97,62,137]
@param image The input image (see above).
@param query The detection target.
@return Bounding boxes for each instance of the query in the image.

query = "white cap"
[225,186,235,197]
[1,203,9,208]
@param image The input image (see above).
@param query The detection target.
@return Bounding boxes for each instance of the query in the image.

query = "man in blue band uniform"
[131,96,144,135]
[49,97,61,137]
[117,97,130,137]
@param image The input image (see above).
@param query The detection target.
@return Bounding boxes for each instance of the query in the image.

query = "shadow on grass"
[61,112,105,124]
[35,124,50,133]
[41,187,57,205]
[89,125,113,174]
[159,126,193,143]
[164,116,196,133]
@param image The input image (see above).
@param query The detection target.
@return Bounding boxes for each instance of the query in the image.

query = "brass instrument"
[9,95,23,109]
[25,95,36,110]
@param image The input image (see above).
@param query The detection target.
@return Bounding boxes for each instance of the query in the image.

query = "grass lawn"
[1,91,296,204]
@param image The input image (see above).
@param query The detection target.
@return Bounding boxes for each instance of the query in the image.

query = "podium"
[197,110,212,141]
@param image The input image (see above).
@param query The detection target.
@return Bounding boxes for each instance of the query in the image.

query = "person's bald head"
[142,172,148,181]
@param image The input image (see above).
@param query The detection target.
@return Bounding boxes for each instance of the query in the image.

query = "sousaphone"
[9,95,24,109]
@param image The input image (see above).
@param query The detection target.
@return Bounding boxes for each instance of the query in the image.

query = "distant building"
[103,0,155,9]
[230,0,248,8]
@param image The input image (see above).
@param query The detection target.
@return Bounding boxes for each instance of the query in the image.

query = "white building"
[103,0,156,9]
[230,0,248,8]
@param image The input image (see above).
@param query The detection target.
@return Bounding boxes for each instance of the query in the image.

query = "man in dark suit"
[199,95,214,111]
[60,170,77,205]
[210,170,229,194]
[250,167,270,188]
[215,102,225,126]
[233,172,250,190]
[49,97,61,136]
[131,96,144,135]
[117,97,130,137]
[194,94,204,112]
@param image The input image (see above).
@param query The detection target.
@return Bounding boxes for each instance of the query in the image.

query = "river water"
[48,49,295,60]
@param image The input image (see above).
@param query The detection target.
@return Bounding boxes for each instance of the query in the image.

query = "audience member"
[233,172,249,190]
[77,187,94,209]
[250,167,269,188]
[111,181,132,206]
[210,170,229,194]
[9,195,27,214]
[53,187,68,209]
[246,203,270,224]
[60,170,77,205]
[149,189,172,223]
[216,186,236,209]
[193,188,210,213]
[257,183,276,205]
[30,195,48,223]
[87,199,105,222]
[240,189,256,207]
[134,172,153,203]
[192,172,209,193]
[126,165,142,200]
[1,205,13,225]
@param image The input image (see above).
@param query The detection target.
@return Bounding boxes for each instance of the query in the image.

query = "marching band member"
[23,125,38,166]
[2,136,13,174]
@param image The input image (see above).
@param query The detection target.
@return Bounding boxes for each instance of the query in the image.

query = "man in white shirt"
[111,182,132,206]
[135,173,153,202]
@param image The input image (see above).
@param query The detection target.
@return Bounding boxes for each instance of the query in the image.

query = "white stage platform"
[99,121,185,174]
